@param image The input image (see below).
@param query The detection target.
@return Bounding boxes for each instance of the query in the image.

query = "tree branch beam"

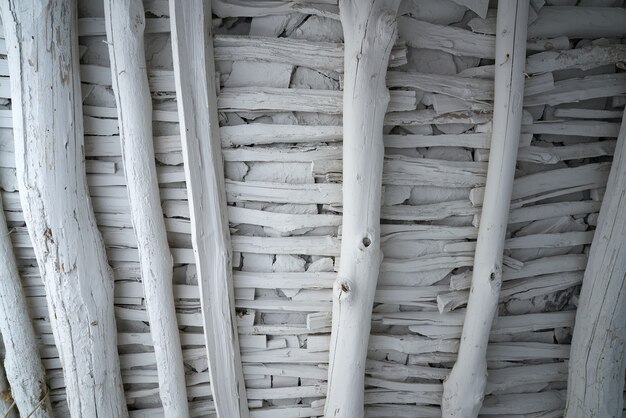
[0,1,128,415]
[565,108,626,418]
[441,2,530,417]
[103,0,189,415]
[325,1,401,417]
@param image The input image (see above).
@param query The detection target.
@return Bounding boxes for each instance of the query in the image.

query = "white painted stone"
[307,257,335,272]
[450,0,489,18]
[290,67,340,91]
[403,124,434,135]
[453,55,482,74]
[242,253,274,273]
[290,16,343,43]
[225,162,249,181]
[406,48,457,75]
[144,33,173,69]
[436,123,474,135]
[423,146,473,161]
[156,153,184,166]
[382,185,412,206]
[249,14,303,37]
[0,167,16,191]
[273,255,306,273]
[399,0,467,25]
[245,162,314,184]
[225,61,293,88]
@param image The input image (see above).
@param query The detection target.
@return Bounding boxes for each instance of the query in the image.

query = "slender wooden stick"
[0,1,128,415]
[103,0,189,415]
[325,1,400,417]
[170,0,249,416]
[441,2,529,417]
[0,198,50,417]
[565,108,626,418]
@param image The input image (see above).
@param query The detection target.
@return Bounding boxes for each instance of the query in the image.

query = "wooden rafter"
[0,198,52,417]
[325,1,401,417]
[0,1,127,415]
[442,1,530,417]
[103,0,190,415]
[169,0,249,416]
[565,108,626,418]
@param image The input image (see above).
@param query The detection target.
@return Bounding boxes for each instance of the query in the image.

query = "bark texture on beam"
[565,108,626,418]
[441,2,529,417]
[170,1,249,417]
[0,1,128,416]
[0,198,52,417]
[325,1,400,417]
[103,0,189,415]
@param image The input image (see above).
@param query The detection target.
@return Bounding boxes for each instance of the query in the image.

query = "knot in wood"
[488,265,503,291]
[334,278,354,303]
[359,233,374,251]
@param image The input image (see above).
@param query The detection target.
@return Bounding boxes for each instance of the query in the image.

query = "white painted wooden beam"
[0,363,15,417]
[0,1,128,416]
[169,0,249,417]
[0,199,52,417]
[325,1,400,417]
[441,2,529,417]
[103,0,189,415]
[565,108,626,418]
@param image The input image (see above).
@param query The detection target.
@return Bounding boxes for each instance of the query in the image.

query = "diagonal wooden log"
[0,1,128,416]
[169,1,249,417]
[325,1,400,417]
[564,108,626,418]
[441,1,529,417]
[0,198,52,417]
[103,0,189,415]
[0,363,16,418]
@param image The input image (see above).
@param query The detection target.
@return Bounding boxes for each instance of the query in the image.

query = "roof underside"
[1,0,625,417]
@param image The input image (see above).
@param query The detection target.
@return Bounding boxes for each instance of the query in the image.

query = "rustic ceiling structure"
[0,0,625,417]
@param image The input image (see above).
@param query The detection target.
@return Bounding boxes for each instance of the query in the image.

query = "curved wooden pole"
[0,1,128,416]
[169,0,249,416]
[325,1,400,417]
[0,198,52,417]
[441,2,529,417]
[0,363,16,418]
[103,0,190,415]
[565,108,626,418]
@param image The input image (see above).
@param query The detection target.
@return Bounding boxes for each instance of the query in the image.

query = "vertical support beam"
[0,1,128,416]
[169,1,249,417]
[103,0,189,416]
[325,1,400,417]
[0,198,52,417]
[565,108,626,418]
[441,2,529,417]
